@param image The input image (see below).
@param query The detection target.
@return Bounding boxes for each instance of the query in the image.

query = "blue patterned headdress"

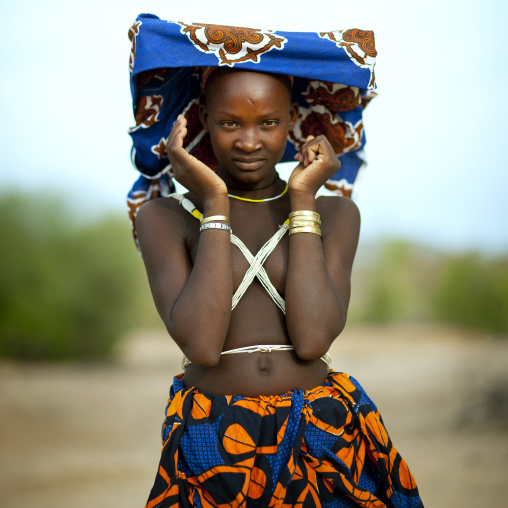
[127,14,377,240]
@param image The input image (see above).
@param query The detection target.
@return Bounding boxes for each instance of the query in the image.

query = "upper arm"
[319,196,361,306]
[135,199,193,326]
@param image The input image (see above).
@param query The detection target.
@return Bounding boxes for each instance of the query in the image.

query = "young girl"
[127,15,423,508]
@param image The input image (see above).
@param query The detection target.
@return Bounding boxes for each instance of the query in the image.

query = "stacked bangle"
[199,222,232,233]
[288,210,321,224]
[288,210,322,237]
[200,215,230,226]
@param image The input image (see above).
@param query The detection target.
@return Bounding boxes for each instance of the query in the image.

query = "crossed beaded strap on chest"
[229,229,288,313]
[169,193,288,312]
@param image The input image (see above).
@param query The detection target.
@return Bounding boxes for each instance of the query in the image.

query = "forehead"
[204,69,292,109]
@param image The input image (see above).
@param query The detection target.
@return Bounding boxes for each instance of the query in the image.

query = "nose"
[234,127,262,153]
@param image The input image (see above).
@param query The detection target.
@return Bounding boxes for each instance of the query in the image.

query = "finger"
[300,135,317,165]
[167,127,188,160]
[300,134,326,150]
[174,114,185,125]
[169,120,187,143]
[167,132,187,158]
[302,141,321,167]
[169,115,187,137]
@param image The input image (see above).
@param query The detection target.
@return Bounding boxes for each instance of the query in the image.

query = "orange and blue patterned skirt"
[145,372,423,508]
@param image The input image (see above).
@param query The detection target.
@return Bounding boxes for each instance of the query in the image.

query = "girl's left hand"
[288,135,340,197]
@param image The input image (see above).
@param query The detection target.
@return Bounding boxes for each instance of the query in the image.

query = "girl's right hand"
[166,115,228,203]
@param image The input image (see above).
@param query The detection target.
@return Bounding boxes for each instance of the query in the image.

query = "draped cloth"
[126,15,378,246]
[145,372,423,508]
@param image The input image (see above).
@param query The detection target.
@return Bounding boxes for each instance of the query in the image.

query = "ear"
[199,102,209,130]
[288,102,299,130]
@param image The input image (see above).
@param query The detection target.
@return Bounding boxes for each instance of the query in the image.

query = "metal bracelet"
[288,210,321,224]
[199,222,232,233]
[200,215,231,226]
[288,226,322,236]
[289,219,321,228]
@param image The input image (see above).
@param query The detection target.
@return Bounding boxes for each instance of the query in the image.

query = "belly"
[184,351,329,396]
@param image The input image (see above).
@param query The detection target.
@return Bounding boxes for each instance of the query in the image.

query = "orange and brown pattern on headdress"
[128,21,141,73]
[185,23,264,53]
[320,29,377,66]
[319,29,376,90]
[151,137,168,160]
[131,95,164,130]
[302,81,360,112]
[341,29,377,59]
[292,111,364,155]
[180,22,287,66]
[323,180,354,198]
[136,68,170,90]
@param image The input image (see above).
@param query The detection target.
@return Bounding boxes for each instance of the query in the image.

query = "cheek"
[266,131,289,156]
[209,132,231,155]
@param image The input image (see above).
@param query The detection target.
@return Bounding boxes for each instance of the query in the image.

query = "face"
[200,70,298,187]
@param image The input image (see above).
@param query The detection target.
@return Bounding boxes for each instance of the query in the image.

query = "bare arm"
[136,116,233,367]
[285,136,360,360]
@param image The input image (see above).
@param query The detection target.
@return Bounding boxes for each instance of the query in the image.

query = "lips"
[232,158,265,171]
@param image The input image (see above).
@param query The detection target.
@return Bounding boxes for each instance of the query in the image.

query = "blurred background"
[1,0,507,507]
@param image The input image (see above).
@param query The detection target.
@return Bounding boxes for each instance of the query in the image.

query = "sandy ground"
[1,324,507,508]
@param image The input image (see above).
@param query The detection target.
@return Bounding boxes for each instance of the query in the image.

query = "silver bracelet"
[199,222,232,233]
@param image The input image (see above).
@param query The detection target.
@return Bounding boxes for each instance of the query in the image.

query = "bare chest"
[187,221,289,295]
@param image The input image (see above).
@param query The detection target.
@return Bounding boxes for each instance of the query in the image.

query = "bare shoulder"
[135,194,196,283]
[316,195,360,230]
[136,194,190,239]
[134,195,198,265]
[137,193,185,220]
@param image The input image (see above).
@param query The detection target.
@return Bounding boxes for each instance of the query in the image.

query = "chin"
[222,164,275,184]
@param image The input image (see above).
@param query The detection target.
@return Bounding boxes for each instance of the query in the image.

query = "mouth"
[232,158,265,171]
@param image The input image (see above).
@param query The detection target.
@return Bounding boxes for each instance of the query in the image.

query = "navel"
[257,356,271,373]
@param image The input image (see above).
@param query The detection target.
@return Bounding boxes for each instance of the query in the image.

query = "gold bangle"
[289,226,322,236]
[289,210,319,217]
[289,219,321,228]
[288,210,321,224]
[200,215,230,226]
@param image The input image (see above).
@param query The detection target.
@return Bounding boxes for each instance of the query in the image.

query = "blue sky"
[1,0,507,253]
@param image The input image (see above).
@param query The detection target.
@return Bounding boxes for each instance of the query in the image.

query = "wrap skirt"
[145,372,423,507]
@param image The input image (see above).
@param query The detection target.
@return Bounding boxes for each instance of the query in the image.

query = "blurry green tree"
[432,254,508,334]
[350,240,508,335]
[0,192,158,360]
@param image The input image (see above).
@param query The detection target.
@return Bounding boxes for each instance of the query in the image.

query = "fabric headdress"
[127,14,377,244]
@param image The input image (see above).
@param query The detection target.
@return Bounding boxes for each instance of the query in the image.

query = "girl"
[127,16,423,508]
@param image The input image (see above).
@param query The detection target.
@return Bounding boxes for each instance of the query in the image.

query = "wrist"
[289,191,317,212]
[203,194,230,216]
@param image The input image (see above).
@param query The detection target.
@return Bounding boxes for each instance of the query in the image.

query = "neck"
[227,181,288,203]
[227,173,280,192]
[219,170,285,201]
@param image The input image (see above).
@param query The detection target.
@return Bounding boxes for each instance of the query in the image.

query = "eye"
[262,119,279,127]
[220,120,238,128]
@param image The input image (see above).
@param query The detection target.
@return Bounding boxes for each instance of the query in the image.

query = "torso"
[163,192,338,396]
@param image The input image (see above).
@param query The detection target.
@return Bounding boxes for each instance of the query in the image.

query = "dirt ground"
[1,324,507,508]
